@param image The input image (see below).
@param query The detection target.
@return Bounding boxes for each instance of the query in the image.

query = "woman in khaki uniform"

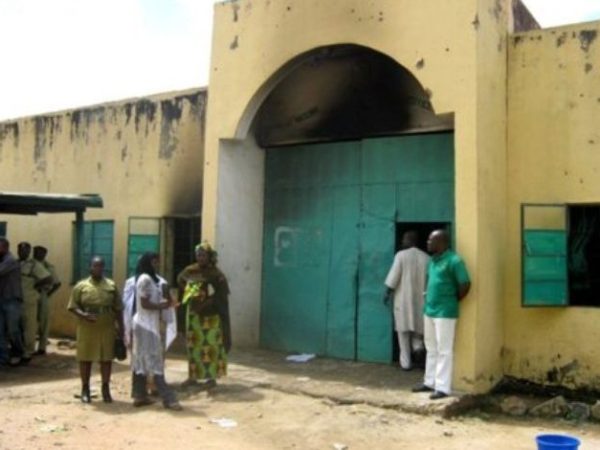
[68,257,123,403]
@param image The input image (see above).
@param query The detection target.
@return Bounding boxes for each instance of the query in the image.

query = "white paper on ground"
[209,418,238,428]
[285,353,316,363]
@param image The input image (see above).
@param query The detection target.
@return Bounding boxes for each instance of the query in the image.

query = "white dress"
[123,275,177,350]
[384,247,430,335]
[132,274,165,376]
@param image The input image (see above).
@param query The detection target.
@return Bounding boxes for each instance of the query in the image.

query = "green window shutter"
[0,222,6,237]
[522,205,568,306]
[92,221,115,277]
[73,221,114,281]
[127,218,161,277]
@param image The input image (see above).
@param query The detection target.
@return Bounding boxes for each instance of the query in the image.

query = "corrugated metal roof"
[0,192,103,215]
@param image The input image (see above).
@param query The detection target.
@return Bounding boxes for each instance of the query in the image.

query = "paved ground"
[1,340,599,450]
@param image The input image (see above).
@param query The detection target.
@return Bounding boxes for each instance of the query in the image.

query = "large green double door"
[261,133,454,362]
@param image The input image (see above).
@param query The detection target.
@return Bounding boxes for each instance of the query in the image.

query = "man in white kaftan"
[384,231,429,370]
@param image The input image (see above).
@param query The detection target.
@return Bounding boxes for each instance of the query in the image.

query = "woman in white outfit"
[131,252,181,410]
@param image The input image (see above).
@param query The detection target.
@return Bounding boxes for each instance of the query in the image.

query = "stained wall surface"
[0,88,206,336]
[205,0,510,392]
[506,22,600,389]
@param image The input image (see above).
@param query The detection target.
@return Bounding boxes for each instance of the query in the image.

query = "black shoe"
[34,349,46,356]
[101,383,113,403]
[412,384,434,393]
[429,391,449,400]
[133,398,155,407]
[19,357,31,366]
[81,384,91,403]
[8,357,21,367]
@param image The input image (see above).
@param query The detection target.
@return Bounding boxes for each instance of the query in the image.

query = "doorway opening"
[391,221,450,364]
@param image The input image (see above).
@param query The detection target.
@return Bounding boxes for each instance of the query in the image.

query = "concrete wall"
[506,22,600,389]
[204,0,510,392]
[0,88,206,336]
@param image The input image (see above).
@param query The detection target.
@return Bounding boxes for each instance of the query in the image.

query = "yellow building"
[0,88,206,336]
[202,0,600,394]
[2,0,600,395]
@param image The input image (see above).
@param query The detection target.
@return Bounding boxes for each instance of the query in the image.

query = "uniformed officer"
[33,246,61,355]
[18,242,52,363]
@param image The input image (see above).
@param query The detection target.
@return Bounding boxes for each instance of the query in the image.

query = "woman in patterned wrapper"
[177,242,231,389]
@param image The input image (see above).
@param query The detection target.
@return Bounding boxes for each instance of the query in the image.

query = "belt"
[83,306,113,314]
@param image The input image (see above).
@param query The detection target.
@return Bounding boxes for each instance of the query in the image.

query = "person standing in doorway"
[18,242,52,363]
[0,238,24,367]
[68,257,123,403]
[412,230,470,400]
[33,246,61,356]
[384,230,429,371]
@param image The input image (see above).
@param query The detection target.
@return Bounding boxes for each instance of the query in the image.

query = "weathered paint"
[203,0,510,393]
[506,22,600,390]
[0,88,206,336]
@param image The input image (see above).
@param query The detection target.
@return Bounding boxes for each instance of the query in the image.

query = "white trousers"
[423,316,456,395]
[398,331,424,369]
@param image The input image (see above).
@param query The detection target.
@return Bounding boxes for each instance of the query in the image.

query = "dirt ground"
[1,342,599,450]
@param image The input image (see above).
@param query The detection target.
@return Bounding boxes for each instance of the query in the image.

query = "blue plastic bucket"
[536,434,580,450]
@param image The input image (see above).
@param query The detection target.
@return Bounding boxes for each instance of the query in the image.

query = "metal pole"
[75,210,84,281]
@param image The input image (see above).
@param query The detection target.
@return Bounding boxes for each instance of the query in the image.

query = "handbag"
[114,336,127,361]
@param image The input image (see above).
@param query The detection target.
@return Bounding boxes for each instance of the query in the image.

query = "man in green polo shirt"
[412,230,470,400]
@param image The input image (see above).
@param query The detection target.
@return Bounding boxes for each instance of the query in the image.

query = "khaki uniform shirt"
[21,258,51,305]
[68,276,123,314]
[40,260,60,295]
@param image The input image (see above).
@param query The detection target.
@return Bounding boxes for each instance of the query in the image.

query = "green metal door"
[262,133,454,362]
[357,184,395,362]
[262,142,359,354]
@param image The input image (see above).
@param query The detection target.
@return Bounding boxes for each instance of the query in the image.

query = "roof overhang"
[0,192,103,215]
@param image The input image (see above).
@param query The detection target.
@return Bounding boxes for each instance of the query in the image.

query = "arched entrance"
[242,44,455,363]
[216,44,454,361]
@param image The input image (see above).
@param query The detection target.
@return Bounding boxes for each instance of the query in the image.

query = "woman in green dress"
[68,256,123,403]
[177,242,231,389]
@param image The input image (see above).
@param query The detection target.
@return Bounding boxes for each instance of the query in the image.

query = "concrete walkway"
[170,347,463,417]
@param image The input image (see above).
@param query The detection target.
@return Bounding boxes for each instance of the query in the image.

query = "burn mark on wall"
[157,91,205,160]
[159,98,183,160]
[513,35,523,47]
[231,2,240,22]
[490,0,503,21]
[0,122,19,149]
[34,116,62,171]
[230,35,239,50]
[121,145,128,162]
[124,103,133,125]
[134,99,157,134]
[415,58,425,70]
[472,14,480,30]
[585,63,593,73]
[547,360,579,384]
[69,107,106,143]
[578,30,597,52]
[556,32,567,47]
